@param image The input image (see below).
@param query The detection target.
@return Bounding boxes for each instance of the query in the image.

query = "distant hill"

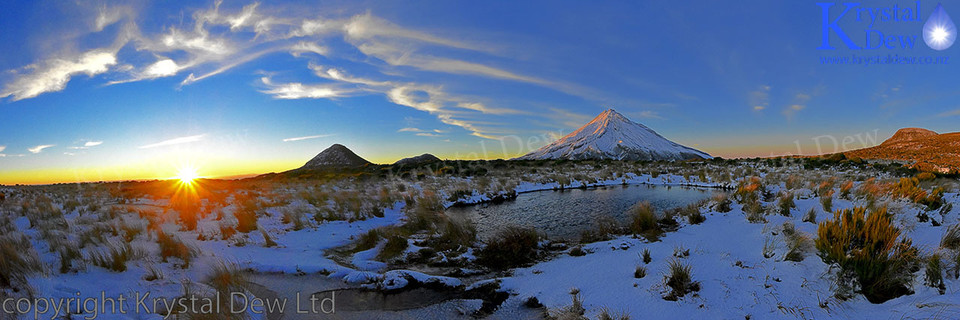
[299,144,372,170]
[844,128,960,173]
[393,153,441,167]
[517,109,710,161]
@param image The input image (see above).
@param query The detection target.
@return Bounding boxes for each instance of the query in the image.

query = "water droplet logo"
[923,3,957,51]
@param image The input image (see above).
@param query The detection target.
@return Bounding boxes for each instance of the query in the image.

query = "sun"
[932,26,950,43]
[177,167,199,184]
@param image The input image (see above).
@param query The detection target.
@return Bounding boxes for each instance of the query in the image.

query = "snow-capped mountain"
[300,144,372,169]
[517,109,711,161]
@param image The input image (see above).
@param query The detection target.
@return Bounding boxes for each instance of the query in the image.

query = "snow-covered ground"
[1,159,958,319]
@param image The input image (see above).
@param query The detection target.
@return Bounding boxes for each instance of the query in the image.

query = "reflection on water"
[446,184,725,240]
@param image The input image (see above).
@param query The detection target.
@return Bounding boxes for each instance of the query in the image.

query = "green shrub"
[477,226,540,270]
[815,206,919,303]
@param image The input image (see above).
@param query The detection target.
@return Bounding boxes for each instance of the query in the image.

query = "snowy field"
[1,158,958,319]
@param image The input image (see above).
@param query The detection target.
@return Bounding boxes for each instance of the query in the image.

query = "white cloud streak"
[138,134,205,149]
[28,145,55,154]
[282,134,335,142]
[1,50,117,101]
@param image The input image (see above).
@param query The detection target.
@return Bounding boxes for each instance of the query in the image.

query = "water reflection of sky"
[446,185,726,241]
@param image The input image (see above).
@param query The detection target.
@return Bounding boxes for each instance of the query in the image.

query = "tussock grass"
[641,248,652,264]
[143,264,164,281]
[597,308,631,320]
[634,265,647,278]
[802,207,817,224]
[0,233,44,291]
[157,231,195,268]
[924,253,945,294]
[663,258,699,301]
[434,219,477,251]
[260,229,278,248]
[546,288,586,320]
[207,261,250,295]
[580,215,623,243]
[477,226,540,270]
[682,202,706,225]
[775,191,795,217]
[376,235,409,261]
[628,201,661,240]
[88,241,140,272]
[815,206,919,303]
[711,193,732,213]
[941,224,960,250]
[820,190,834,213]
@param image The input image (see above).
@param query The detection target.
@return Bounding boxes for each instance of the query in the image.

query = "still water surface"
[446,184,725,240]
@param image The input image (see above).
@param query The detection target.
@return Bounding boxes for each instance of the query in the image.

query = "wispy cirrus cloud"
[749,85,770,111]
[282,134,335,142]
[1,50,118,101]
[259,77,349,99]
[1,1,602,141]
[937,108,960,117]
[70,140,104,150]
[28,144,55,154]
[138,134,205,149]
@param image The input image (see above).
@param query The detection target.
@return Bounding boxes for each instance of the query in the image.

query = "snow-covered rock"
[517,109,711,161]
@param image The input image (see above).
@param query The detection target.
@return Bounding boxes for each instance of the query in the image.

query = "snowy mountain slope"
[517,109,711,161]
[300,144,372,169]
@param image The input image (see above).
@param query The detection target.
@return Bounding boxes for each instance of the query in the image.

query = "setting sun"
[176,167,199,184]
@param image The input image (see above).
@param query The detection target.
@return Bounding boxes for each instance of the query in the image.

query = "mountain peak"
[300,144,372,170]
[517,109,710,161]
[881,128,939,146]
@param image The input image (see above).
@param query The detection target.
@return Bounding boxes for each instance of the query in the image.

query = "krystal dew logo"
[817,2,955,50]
[817,2,954,65]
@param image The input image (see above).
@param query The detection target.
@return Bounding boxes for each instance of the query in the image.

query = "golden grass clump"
[815,206,918,303]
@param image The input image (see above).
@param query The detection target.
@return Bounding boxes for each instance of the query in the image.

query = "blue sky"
[2,0,960,184]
